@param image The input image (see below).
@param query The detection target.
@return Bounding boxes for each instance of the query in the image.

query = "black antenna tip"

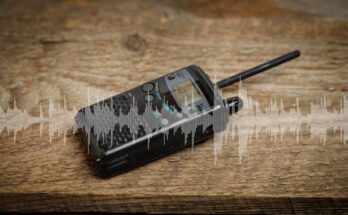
[290,50,301,58]
[216,50,301,89]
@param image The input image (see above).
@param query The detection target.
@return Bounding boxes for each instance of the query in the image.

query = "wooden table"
[0,0,347,213]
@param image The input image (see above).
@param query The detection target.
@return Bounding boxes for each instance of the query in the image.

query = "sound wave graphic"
[0,99,45,142]
[0,97,77,144]
[214,83,347,162]
[0,84,346,162]
[48,96,78,144]
[75,85,228,153]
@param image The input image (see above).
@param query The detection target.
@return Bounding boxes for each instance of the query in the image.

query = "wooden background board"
[0,0,347,213]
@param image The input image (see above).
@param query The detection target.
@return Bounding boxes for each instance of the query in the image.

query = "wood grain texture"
[0,0,347,213]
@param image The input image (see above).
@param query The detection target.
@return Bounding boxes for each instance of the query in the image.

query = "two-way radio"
[75,50,301,177]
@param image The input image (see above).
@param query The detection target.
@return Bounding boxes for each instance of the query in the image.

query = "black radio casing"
[75,50,300,177]
[76,65,229,177]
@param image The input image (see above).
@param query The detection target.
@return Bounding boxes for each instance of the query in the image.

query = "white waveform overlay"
[0,98,45,142]
[48,96,78,144]
[0,84,346,163]
[0,97,77,144]
[75,84,227,155]
[214,83,348,162]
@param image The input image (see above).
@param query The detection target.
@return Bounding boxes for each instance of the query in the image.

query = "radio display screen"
[172,79,202,105]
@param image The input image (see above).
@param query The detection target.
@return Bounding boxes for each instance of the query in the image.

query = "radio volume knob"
[142,83,154,92]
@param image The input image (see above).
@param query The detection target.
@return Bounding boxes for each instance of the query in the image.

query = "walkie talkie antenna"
[216,50,301,88]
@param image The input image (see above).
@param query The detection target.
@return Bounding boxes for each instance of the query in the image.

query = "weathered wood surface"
[0,0,347,213]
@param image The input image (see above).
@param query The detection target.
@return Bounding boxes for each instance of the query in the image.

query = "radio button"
[168,74,175,80]
[161,118,169,125]
[144,95,154,102]
[142,83,154,92]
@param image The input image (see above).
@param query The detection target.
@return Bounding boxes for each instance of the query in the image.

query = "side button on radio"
[168,75,175,80]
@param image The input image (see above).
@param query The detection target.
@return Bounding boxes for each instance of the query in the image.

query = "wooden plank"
[0,0,347,212]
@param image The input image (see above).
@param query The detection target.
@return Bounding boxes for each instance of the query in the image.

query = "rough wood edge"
[0,193,347,213]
